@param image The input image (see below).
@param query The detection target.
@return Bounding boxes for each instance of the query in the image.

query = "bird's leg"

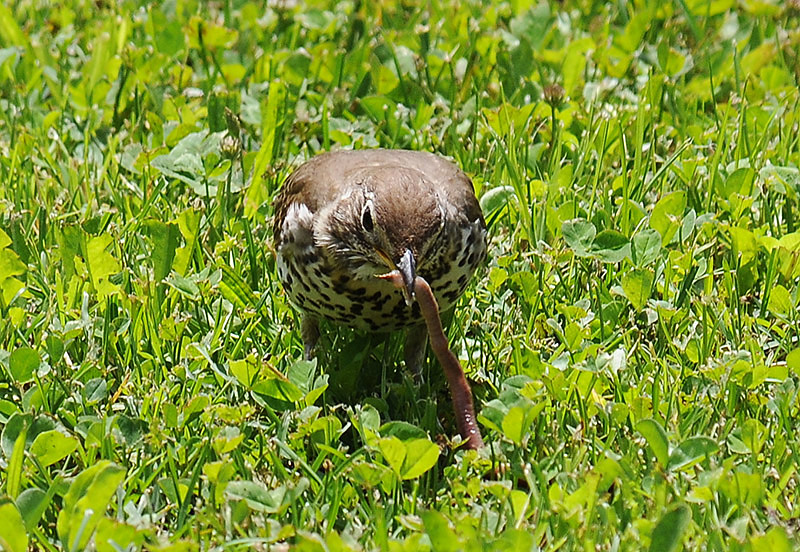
[404,323,429,382]
[301,315,320,360]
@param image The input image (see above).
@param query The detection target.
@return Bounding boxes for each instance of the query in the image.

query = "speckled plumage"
[273,149,486,370]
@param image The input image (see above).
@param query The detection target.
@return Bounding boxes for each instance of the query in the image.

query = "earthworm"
[380,271,484,449]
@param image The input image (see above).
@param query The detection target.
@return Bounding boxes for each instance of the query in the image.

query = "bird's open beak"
[396,249,416,305]
[377,248,417,306]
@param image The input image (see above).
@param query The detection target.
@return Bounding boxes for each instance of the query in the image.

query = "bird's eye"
[361,204,374,232]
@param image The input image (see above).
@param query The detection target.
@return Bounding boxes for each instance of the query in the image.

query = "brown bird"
[272,149,487,376]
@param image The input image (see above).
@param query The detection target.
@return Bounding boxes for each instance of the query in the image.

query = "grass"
[1,0,800,550]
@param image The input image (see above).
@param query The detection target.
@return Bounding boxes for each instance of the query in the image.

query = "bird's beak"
[377,248,417,306]
[396,249,416,306]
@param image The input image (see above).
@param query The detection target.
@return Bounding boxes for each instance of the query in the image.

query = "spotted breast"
[273,149,486,373]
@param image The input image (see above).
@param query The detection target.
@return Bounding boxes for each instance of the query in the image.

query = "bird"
[272,149,487,376]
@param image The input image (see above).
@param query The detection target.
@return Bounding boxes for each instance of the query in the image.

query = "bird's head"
[317,167,446,304]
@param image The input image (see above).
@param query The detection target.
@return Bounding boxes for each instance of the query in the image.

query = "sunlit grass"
[0,0,799,550]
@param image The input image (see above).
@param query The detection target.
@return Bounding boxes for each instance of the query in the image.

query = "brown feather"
[273,149,483,243]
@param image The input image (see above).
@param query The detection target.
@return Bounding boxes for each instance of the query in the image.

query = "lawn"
[1,0,799,550]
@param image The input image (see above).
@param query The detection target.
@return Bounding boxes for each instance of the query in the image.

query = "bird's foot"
[301,315,320,360]
[404,324,428,383]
